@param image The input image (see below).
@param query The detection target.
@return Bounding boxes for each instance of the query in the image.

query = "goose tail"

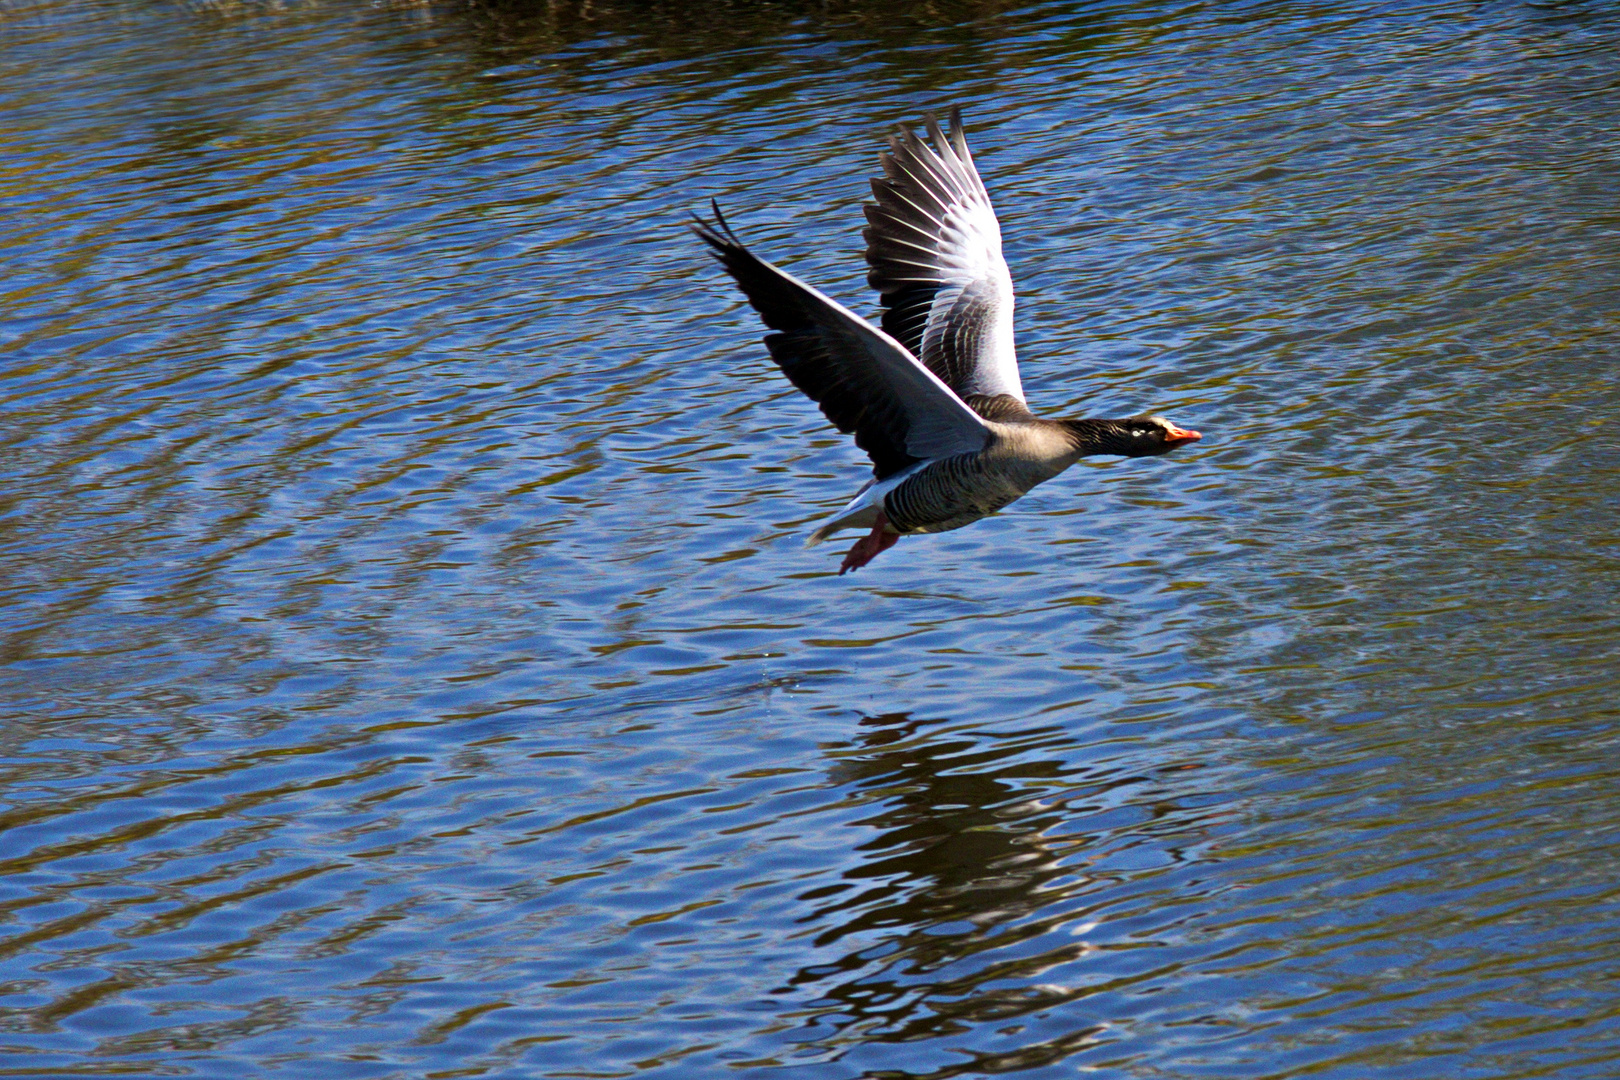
[805,521,839,548]
[806,476,885,547]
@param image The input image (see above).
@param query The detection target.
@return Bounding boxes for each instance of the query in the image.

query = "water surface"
[3,0,1620,1076]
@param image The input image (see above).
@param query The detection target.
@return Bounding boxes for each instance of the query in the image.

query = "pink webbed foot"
[839,512,902,575]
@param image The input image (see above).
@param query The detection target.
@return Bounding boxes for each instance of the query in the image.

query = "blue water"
[3,0,1619,1076]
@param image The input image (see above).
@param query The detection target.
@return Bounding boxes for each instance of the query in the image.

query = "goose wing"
[693,204,989,480]
[864,106,1028,417]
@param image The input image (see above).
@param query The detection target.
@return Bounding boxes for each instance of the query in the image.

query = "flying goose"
[693,107,1200,574]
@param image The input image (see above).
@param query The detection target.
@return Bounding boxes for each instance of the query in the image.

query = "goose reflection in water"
[772,711,1220,1068]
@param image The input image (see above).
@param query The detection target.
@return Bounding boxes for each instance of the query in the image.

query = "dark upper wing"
[692,204,989,480]
[863,106,1028,416]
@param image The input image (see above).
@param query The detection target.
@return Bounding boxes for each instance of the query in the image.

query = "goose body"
[694,108,1200,574]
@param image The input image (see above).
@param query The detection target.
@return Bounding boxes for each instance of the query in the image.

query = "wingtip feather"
[690,200,752,261]
[947,104,972,161]
[924,110,951,158]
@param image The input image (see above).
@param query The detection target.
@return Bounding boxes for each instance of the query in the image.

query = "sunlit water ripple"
[2,0,1618,1076]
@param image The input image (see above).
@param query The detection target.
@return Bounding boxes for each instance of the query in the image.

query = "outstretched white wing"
[863,106,1026,414]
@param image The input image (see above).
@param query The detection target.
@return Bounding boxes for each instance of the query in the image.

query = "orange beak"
[1164,425,1202,447]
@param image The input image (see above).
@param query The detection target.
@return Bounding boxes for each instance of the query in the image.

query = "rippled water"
[3,0,1620,1076]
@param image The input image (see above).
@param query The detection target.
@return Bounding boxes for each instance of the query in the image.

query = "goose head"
[1120,414,1202,456]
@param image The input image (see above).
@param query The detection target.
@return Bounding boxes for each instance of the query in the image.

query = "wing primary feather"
[693,203,988,479]
[863,107,1026,407]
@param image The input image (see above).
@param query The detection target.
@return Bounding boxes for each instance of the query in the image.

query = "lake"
[3,0,1619,1076]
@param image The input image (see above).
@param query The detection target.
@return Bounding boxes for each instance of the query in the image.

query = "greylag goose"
[693,107,1200,574]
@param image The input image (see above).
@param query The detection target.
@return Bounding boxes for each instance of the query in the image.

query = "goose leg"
[839,512,901,575]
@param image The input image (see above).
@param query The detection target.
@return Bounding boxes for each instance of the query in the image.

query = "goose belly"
[883,454,1037,535]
